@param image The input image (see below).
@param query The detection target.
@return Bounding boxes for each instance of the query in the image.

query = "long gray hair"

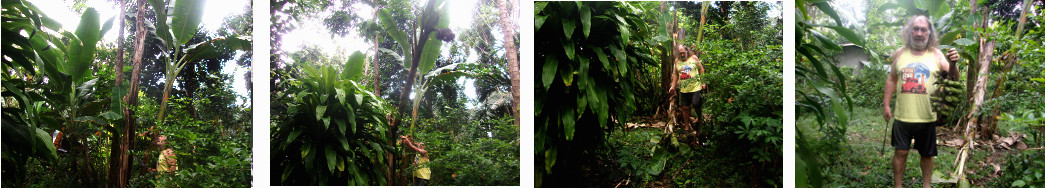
[901,15,938,51]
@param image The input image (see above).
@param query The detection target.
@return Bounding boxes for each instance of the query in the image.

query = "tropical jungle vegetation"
[535,1,783,187]
[796,0,1044,187]
[269,0,520,185]
[2,0,252,187]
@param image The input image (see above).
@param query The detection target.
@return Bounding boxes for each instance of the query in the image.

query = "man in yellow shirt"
[671,45,706,132]
[401,135,430,186]
[882,14,959,188]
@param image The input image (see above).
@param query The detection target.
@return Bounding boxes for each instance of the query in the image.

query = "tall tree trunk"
[116,0,149,186]
[372,9,382,96]
[107,0,127,186]
[696,2,709,44]
[498,0,519,125]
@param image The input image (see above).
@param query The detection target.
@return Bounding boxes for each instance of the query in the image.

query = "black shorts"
[413,177,428,186]
[680,90,703,107]
[891,120,938,156]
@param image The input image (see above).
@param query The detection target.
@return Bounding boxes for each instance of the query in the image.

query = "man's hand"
[946,49,960,63]
[883,106,893,122]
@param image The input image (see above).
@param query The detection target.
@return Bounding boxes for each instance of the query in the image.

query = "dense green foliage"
[270,0,519,185]
[536,1,782,187]
[534,1,645,186]
[271,53,392,185]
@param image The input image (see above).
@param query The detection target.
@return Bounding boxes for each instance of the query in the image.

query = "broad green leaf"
[811,30,841,51]
[535,15,547,31]
[814,2,842,26]
[953,38,975,46]
[562,16,575,40]
[544,146,557,173]
[542,54,557,89]
[939,30,960,45]
[99,16,114,38]
[562,109,575,140]
[171,0,205,46]
[535,2,548,15]
[826,25,864,47]
[343,51,366,81]
[562,38,574,60]
[378,10,411,62]
[33,128,58,162]
[418,34,442,75]
[609,44,626,75]
[580,4,590,38]
[316,105,327,121]
[149,0,173,46]
[597,86,609,128]
[435,0,451,29]
[649,148,668,175]
[336,119,347,135]
[301,143,312,159]
[591,47,612,74]
[346,104,357,134]
[67,8,100,82]
[100,111,123,120]
[559,61,573,86]
[325,145,336,172]
[287,129,302,144]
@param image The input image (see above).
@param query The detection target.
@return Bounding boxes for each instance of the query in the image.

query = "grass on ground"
[798,107,1020,187]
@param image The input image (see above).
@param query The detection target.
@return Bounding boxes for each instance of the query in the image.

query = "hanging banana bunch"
[931,73,964,123]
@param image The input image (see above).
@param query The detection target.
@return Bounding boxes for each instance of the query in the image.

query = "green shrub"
[271,53,393,186]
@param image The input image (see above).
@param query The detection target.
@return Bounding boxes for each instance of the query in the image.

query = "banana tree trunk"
[953,20,994,182]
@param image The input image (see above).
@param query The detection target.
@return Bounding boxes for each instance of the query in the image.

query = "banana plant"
[2,0,115,186]
[375,0,454,184]
[148,0,251,124]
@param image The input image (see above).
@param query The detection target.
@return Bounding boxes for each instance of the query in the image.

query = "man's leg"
[893,149,909,188]
[920,156,933,188]
[680,105,692,131]
[694,90,703,126]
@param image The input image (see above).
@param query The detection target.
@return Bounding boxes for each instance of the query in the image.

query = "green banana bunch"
[931,74,965,120]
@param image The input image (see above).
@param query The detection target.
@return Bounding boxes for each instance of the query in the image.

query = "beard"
[909,36,929,51]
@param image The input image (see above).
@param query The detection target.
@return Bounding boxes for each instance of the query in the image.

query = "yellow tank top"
[893,49,940,123]
[413,154,431,179]
[678,57,702,93]
[157,154,170,172]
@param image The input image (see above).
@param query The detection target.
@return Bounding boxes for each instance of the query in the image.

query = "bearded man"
[882,14,960,188]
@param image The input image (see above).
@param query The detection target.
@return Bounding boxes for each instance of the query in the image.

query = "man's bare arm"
[935,48,956,74]
[883,48,904,122]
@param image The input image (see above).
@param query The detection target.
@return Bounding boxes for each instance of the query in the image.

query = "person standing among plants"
[671,44,706,133]
[882,14,959,188]
[401,135,430,186]
[155,135,178,174]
